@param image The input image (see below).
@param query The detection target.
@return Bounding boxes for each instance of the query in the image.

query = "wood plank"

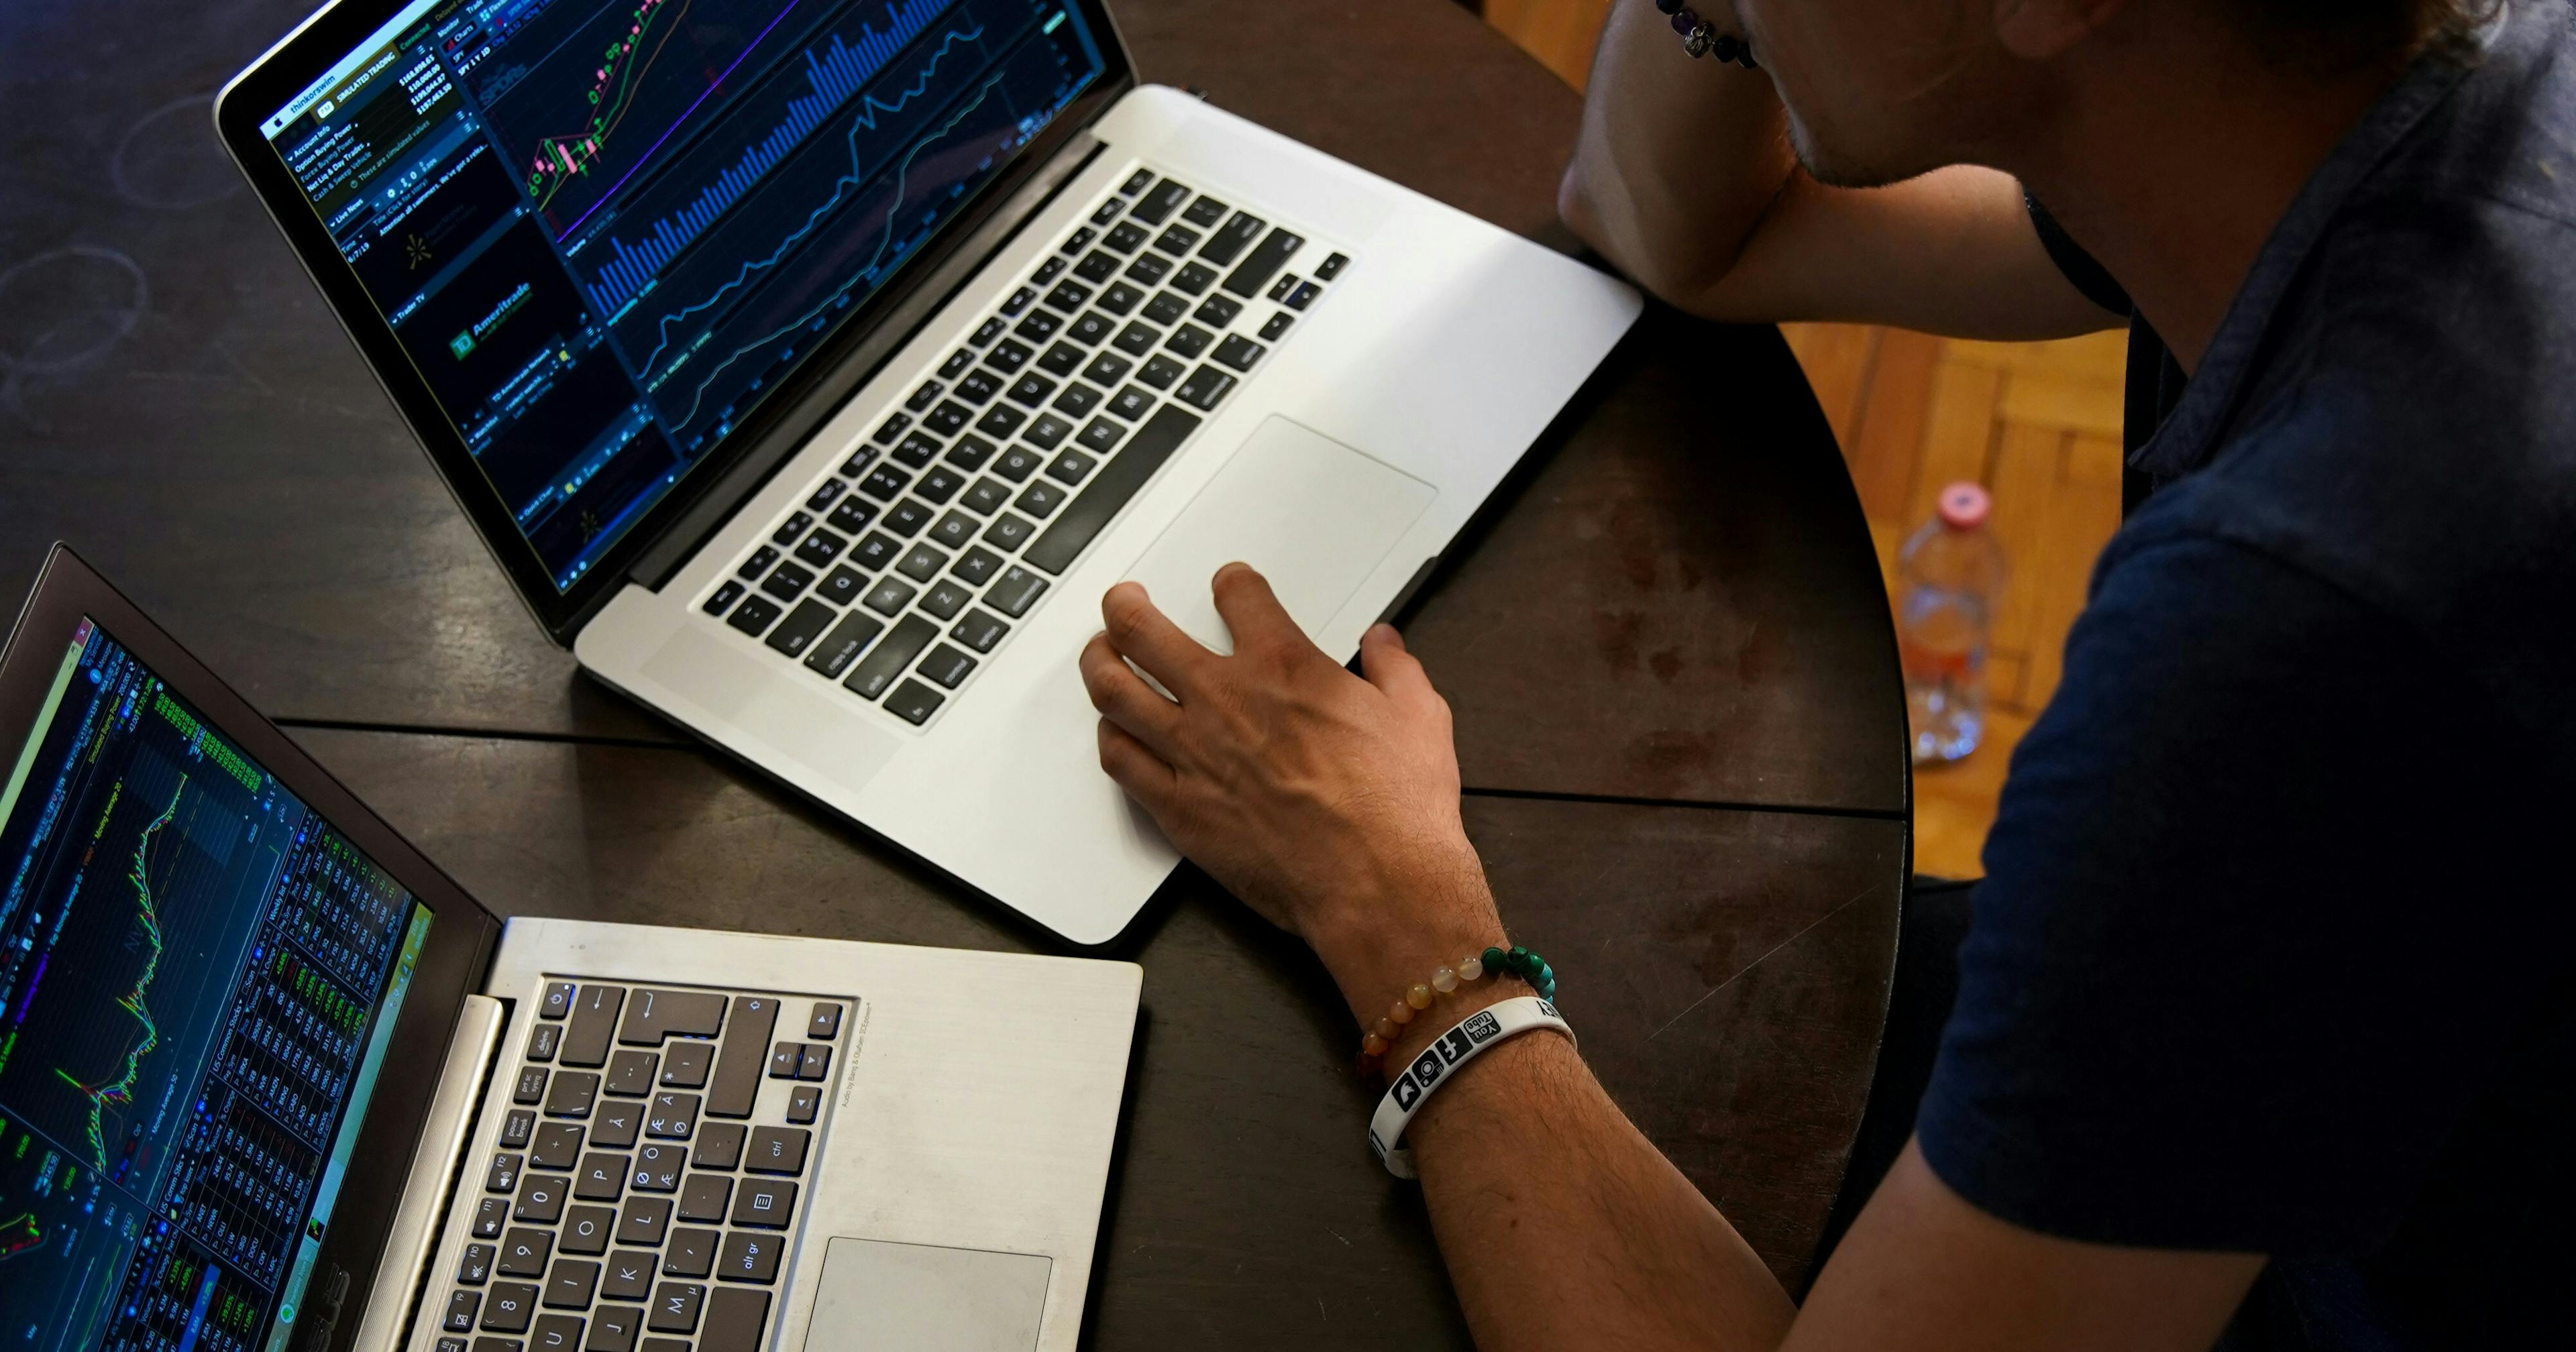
[1483,0,1613,88]
[1905,359,2004,528]
[2019,433,2127,709]
[2000,371,2129,440]
[1941,330,2130,383]
[1844,327,1942,528]
[292,727,1907,1321]
[1981,420,2067,665]
[1780,321,1882,450]
[1909,706,2036,879]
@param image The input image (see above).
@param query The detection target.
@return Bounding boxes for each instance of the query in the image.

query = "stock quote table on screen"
[0,622,432,1352]
[263,0,1108,592]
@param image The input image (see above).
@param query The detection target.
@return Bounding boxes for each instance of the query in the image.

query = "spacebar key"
[1022,405,1201,575]
[700,1288,770,1352]
[706,995,781,1119]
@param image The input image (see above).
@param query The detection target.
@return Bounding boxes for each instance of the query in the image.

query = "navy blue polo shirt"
[1917,4,2576,1347]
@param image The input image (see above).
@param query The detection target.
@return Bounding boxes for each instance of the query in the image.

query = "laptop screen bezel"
[0,544,502,1352]
[213,0,1138,644]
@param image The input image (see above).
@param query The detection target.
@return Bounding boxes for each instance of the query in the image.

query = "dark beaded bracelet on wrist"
[1654,0,1759,67]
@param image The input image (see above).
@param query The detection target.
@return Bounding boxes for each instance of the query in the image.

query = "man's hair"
[2231,0,2498,72]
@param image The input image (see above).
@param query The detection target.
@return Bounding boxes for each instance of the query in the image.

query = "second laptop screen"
[260,0,1108,592]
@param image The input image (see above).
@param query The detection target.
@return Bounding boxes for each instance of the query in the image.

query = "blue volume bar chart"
[581,0,959,313]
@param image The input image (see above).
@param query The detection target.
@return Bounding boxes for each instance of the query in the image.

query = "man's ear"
[1992,0,2128,60]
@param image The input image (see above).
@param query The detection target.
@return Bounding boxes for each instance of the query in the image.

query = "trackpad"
[802,1237,1051,1351]
[1124,416,1437,653]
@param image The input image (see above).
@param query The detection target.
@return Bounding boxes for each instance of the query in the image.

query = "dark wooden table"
[0,0,1910,1341]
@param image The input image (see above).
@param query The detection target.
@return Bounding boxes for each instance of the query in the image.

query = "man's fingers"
[1211,562,1306,657]
[1099,581,1213,695]
[1095,718,1180,809]
[1079,632,1184,757]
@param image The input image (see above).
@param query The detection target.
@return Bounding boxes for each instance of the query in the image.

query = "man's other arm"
[1558,2,2119,339]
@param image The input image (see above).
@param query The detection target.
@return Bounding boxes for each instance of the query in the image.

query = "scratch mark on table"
[1648,879,1883,1040]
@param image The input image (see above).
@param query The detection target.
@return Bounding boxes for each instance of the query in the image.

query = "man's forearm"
[1560,1,1798,302]
[1400,993,1796,1351]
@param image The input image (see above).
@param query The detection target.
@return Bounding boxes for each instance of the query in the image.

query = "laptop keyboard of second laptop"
[437,982,849,1352]
[697,166,1353,731]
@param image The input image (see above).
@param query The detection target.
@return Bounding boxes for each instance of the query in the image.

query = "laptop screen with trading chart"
[0,619,433,1352]
[256,0,1110,596]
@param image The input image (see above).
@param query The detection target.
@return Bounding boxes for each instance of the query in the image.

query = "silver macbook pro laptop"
[213,0,1642,946]
[0,547,1140,1352]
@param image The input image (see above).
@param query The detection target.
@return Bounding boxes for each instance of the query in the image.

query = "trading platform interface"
[260,0,1110,592]
[0,621,433,1352]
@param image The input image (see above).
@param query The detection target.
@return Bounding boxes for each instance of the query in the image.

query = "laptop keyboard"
[436,983,850,1352]
[697,166,1351,730]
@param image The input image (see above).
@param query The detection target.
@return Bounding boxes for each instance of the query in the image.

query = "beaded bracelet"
[1358,945,1558,1076]
[1653,0,1759,66]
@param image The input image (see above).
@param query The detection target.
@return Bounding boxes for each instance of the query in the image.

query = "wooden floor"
[1480,0,2129,877]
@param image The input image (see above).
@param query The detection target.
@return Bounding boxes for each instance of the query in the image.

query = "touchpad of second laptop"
[1123,415,1438,655]
[802,1237,1051,1351]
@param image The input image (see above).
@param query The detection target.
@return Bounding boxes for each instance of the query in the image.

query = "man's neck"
[2003,28,2414,375]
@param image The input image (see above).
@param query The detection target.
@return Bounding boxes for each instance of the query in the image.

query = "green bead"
[1483,946,1507,972]
[1507,946,1529,972]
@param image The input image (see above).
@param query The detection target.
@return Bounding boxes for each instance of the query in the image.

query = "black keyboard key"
[1039,256,1071,285]
[985,565,1051,617]
[1119,168,1155,195]
[1076,418,1126,455]
[1081,351,1132,386]
[664,1230,718,1279]
[461,1243,497,1285]
[680,1176,732,1226]
[1201,212,1266,264]
[588,1306,645,1352]
[982,513,1036,551]
[1195,294,1243,327]
[649,1285,705,1336]
[568,993,627,1066]
[1315,251,1348,281]
[1114,321,1161,356]
[1053,382,1102,418]
[853,530,901,570]
[744,1127,812,1177]
[1177,365,1238,411]
[917,466,965,504]
[885,680,945,726]
[484,1284,538,1334]
[952,545,1004,585]
[533,1318,583,1351]
[576,1153,626,1202]
[475,1197,510,1239]
[1099,282,1144,316]
[939,347,974,378]
[500,1230,553,1279]
[1089,196,1124,225]
[1152,224,1201,256]
[890,431,941,468]
[1125,251,1171,286]
[932,571,979,612]
[1141,291,1189,326]
[592,1101,641,1149]
[969,316,1005,346]
[726,594,781,638]
[955,368,1004,404]
[542,984,577,1019]
[1259,312,1293,341]
[872,412,910,445]
[1163,324,1212,359]
[1036,341,1083,377]
[1008,372,1059,406]
[1131,178,1191,223]
[700,1289,769,1352]
[917,646,977,690]
[488,1151,525,1193]
[1066,311,1114,346]
[928,510,979,550]
[961,477,1011,515]
[905,381,943,412]
[1043,280,1093,313]
[731,1176,799,1229]
[769,1043,802,1078]
[1104,221,1148,253]
[1138,353,1186,389]
[807,1005,842,1039]
[796,1040,828,1077]
[844,616,938,700]
[825,498,877,535]
[1268,272,1300,302]
[620,1194,674,1245]
[692,1123,747,1172]
[1000,285,1036,316]
[1014,482,1065,520]
[923,400,971,437]
[701,581,744,617]
[1073,249,1120,284]
[994,445,1042,482]
[885,499,934,537]
[757,561,812,603]
[707,996,779,1120]
[1024,406,1201,574]
[802,610,882,679]
[443,1291,481,1335]
[859,465,910,501]
[945,434,996,471]
[564,1205,615,1255]
[1108,386,1155,420]
[1048,450,1097,484]
[602,1254,655,1302]
[531,1123,583,1171]
[1213,334,1266,372]
[501,1109,537,1149]
[974,404,1027,440]
[762,600,833,661]
[1287,280,1322,310]
[515,1174,570,1224]
[843,447,877,482]
[546,1260,600,1309]
[787,1085,823,1123]
[646,1092,700,1139]
[1181,194,1230,227]
[952,609,1012,654]
[986,337,1033,373]
[1013,310,1062,343]
[718,1232,781,1286]
[816,565,867,609]
[895,544,947,583]
[622,991,727,1044]
[1172,261,1219,295]
[1023,414,1073,451]
[862,576,916,616]
[1061,225,1096,253]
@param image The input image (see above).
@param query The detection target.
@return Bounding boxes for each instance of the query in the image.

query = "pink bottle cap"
[1936,482,1991,530]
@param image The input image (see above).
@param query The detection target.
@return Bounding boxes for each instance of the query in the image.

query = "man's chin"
[1783,113,1909,190]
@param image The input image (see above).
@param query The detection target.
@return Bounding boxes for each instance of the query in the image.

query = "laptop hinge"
[627,133,1111,594]
[352,995,504,1352]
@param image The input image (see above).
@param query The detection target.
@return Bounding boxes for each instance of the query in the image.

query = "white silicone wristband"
[1367,995,1574,1179]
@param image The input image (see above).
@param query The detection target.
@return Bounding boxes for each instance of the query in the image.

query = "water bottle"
[1897,482,2006,765]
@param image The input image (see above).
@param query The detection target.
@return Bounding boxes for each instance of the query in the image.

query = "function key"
[699,581,742,618]
[1258,313,1293,341]
[904,381,943,412]
[938,347,975,378]
[541,984,577,1019]
[474,1198,509,1239]
[1033,256,1067,284]
[807,1004,843,1040]
[1314,251,1348,281]
[1073,249,1120,284]
[1171,262,1219,296]
[1130,179,1193,225]
[1194,294,1242,327]
[734,547,778,581]
[1124,252,1171,286]
[884,680,945,726]
[1089,197,1125,225]
[838,446,877,477]
[1181,195,1230,227]
[1000,285,1037,316]
[872,411,912,444]
[1118,167,1155,196]
[1104,221,1149,253]
[969,316,1005,346]
[1060,225,1097,254]
[1014,311,1063,345]
[804,479,847,512]
[768,512,813,547]
[1151,225,1201,256]
[1199,212,1267,265]
[500,1109,537,1149]
[486,1151,523,1193]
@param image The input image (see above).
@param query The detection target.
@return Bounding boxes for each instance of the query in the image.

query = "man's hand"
[1077,563,1505,1024]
